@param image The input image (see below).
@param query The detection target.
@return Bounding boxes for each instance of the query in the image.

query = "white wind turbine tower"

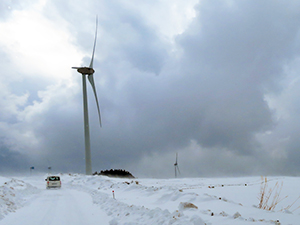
[174,152,181,178]
[72,17,102,175]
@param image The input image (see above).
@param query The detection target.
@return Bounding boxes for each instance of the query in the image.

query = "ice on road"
[0,188,110,225]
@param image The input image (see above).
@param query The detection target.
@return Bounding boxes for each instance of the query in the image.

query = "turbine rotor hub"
[77,67,95,75]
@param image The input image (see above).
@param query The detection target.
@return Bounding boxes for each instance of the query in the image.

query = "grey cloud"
[46,0,168,75]
[116,13,168,74]
[84,0,300,174]
[171,0,300,153]
[0,141,30,173]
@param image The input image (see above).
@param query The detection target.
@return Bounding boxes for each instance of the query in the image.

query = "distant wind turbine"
[174,153,181,178]
[72,16,102,175]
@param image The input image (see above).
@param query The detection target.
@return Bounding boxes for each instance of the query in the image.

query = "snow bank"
[63,174,300,224]
[0,177,40,219]
[66,174,205,224]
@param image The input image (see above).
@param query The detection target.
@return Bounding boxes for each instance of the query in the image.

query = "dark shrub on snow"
[93,169,135,178]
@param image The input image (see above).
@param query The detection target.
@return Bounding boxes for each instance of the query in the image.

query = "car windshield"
[48,176,60,181]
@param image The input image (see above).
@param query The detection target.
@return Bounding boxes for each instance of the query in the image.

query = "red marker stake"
[112,190,115,199]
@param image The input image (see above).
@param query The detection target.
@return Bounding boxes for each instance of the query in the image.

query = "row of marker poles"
[29,166,52,175]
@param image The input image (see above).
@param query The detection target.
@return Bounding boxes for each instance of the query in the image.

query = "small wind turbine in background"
[174,152,181,178]
[72,16,102,175]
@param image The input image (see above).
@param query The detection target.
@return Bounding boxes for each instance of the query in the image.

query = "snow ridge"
[0,178,40,219]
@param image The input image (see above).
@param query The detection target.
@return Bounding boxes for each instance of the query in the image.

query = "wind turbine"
[174,152,181,178]
[72,16,102,175]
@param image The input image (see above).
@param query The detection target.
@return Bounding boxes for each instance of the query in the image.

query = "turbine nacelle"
[174,153,180,178]
[72,67,95,75]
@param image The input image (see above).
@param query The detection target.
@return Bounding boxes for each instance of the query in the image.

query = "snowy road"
[0,187,111,225]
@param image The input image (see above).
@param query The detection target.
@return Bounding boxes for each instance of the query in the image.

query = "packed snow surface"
[0,174,299,224]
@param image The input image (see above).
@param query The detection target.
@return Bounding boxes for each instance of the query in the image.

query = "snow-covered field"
[0,174,299,224]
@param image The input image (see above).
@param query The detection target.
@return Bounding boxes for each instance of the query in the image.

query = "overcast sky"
[1,0,300,178]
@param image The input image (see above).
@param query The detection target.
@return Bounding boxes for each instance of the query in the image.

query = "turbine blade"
[176,153,178,164]
[89,16,98,69]
[88,74,102,127]
[176,165,181,175]
[72,67,81,69]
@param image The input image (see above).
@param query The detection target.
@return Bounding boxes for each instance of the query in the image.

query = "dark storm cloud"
[46,0,300,175]
[90,0,300,175]
[95,0,300,158]
[0,141,30,173]
[114,12,168,75]
[98,2,168,75]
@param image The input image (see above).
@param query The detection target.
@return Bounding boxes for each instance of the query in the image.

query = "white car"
[45,176,61,189]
